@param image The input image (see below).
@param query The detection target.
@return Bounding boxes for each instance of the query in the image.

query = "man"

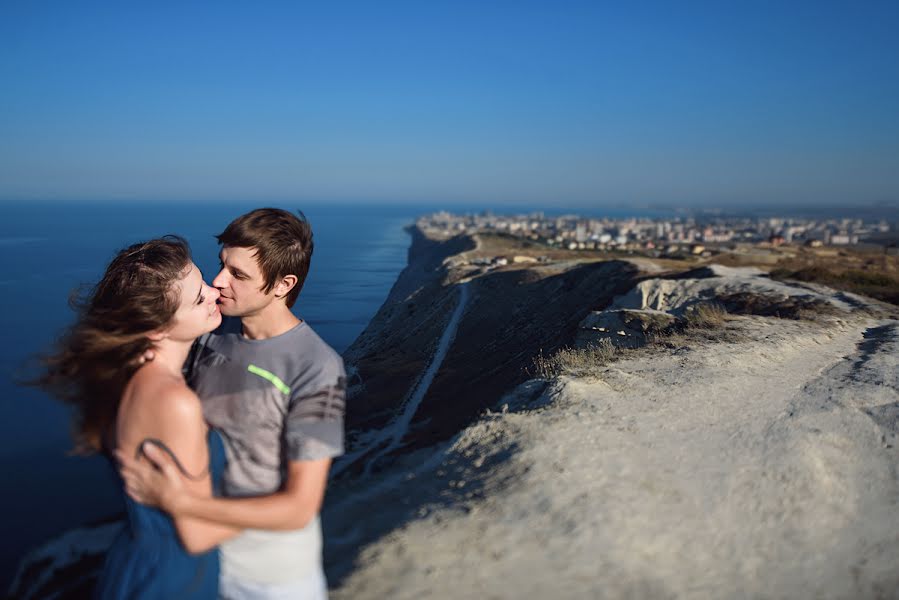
[119,208,345,599]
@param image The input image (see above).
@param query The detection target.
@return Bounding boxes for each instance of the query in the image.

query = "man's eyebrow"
[219,254,247,277]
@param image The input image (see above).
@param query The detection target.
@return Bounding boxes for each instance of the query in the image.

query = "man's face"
[212,246,276,317]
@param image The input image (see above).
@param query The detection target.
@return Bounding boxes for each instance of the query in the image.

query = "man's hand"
[116,443,188,514]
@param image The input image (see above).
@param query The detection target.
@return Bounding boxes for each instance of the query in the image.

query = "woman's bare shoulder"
[124,367,203,424]
[117,366,206,461]
[154,382,203,422]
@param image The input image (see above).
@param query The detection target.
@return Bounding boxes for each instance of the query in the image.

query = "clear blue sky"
[1,0,897,207]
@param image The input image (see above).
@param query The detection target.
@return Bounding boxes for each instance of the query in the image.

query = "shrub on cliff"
[684,302,729,328]
[530,338,618,379]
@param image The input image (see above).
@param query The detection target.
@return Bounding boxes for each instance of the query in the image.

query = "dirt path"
[329,316,899,599]
[332,282,471,478]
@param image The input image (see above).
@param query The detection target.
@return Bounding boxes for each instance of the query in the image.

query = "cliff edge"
[324,229,899,599]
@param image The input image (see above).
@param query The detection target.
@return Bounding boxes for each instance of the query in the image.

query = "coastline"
[339,224,477,437]
[336,223,645,472]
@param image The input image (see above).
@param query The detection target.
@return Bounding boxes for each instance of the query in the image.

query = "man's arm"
[120,445,332,531]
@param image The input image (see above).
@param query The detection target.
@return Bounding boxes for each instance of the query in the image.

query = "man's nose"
[212,269,228,289]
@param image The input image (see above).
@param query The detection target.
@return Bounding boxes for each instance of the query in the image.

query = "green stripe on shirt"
[247,364,291,395]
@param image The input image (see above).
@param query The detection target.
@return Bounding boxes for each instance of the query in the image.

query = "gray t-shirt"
[187,317,345,584]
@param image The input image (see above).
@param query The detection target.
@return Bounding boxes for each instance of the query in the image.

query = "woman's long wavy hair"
[36,236,192,454]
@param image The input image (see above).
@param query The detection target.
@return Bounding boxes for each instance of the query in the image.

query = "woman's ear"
[275,274,298,299]
[147,330,168,342]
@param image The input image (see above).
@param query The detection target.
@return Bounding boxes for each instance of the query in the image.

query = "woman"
[38,236,237,598]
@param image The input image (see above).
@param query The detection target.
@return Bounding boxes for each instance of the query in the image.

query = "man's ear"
[274,274,298,299]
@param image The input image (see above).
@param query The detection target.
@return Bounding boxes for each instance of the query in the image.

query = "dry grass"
[764,247,899,306]
[716,291,844,320]
[531,338,618,379]
[769,265,899,306]
[648,302,749,347]
[645,330,691,349]
[532,302,736,379]
[683,302,729,328]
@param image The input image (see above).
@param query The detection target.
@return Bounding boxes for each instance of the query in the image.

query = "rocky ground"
[324,253,899,599]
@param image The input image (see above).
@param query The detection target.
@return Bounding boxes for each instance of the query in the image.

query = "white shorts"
[219,568,328,600]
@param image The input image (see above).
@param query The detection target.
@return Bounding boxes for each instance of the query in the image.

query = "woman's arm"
[124,385,239,553]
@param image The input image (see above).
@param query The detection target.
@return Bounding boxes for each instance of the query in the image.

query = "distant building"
[575,222,588,243]
[830,234,858,245]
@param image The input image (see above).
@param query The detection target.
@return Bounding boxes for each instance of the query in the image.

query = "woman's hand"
[126,348,155,369]
[116,444,189,514]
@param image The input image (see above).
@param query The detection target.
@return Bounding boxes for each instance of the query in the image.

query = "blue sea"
[0,201,676,589]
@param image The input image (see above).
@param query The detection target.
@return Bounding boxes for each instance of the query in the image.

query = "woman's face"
[165,262,222,342]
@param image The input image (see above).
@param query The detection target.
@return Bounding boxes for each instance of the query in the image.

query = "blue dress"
[95,428,227,599]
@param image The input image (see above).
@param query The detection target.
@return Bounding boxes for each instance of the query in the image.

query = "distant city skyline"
[1,1,898,206]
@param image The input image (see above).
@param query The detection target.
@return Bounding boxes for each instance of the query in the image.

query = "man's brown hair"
[216,208,313,308]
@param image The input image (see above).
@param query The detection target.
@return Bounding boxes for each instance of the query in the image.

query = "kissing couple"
[39,208,346,599]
